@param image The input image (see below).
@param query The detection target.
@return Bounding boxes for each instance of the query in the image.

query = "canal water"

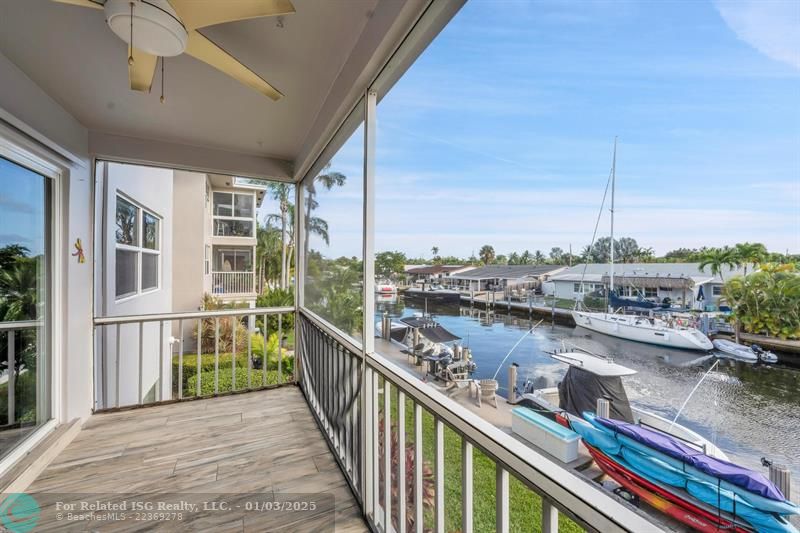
[376,295,800,494]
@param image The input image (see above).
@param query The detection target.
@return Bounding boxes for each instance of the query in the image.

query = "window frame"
[115,192,162,301]
[212,190,256,238]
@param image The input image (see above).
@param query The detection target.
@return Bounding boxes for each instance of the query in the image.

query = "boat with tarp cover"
[573,413,799,532]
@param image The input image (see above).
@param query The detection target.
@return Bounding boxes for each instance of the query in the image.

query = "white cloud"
[715,0,800,70]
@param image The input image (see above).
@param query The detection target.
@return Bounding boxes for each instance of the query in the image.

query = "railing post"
[397,390,407,533]
[7,331,15,425]
[414,402,423,533]
[435,418,444,533]
[496,466,509,533]
[462,440,473,533]
[541,499,559,533]
[138,322,144,405]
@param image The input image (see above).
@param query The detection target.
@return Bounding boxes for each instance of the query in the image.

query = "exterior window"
[644,287,658,298]
[712,285,723,296]
[213,192,254,237]
[205,245,211,275]
[214,248,252,272]
[115,194,161,299]
[574,282,581,293]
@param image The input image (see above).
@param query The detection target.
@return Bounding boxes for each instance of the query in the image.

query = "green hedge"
[184,367,292,397]
[0,370,38,425]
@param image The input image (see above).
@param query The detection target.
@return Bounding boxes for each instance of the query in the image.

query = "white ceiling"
[0,0,380,164]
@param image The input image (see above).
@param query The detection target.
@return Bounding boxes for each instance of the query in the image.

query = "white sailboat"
[571,139,713,351]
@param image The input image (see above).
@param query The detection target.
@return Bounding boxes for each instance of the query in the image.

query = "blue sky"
[291,0,800,260]
[0,157,46,256]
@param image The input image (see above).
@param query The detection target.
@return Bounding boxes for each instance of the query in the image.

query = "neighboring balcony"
[211,271,256,296]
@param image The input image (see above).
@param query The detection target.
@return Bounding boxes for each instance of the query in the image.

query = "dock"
[376,337,597,474]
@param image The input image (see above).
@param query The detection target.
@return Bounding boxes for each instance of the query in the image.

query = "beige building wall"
[171,171,208,353]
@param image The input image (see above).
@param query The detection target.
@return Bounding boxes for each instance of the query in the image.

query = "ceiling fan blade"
[51,0,103,9]
[129,48,158,92]
[184,31,282,100]
[168,0,295,30]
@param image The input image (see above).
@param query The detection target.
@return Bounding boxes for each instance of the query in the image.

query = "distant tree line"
[374,240,798,279]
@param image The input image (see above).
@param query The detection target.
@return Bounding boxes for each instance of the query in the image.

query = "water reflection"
[376,296,800,493]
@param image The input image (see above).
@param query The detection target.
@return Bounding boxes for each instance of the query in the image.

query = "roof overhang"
[0,0,464,182]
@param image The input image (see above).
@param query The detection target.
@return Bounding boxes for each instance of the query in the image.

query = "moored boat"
[375,279,398,295]
[404,284,461,305]
[713,339,778,363]
[518,350,727,459]
[572,413,799,533]
[572,310,714,351]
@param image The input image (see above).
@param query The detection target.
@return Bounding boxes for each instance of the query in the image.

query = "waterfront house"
[405,264,474,285]
[0,0,656,530]
[447,264,567,293]
[546,263,748,310]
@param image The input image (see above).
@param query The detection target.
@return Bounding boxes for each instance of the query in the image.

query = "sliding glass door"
[0,156,51,459]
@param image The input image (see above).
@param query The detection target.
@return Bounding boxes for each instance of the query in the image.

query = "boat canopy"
[399,317,461,343]
[558,366,634,423]
[551,352,637,377]
[595,416,786,502]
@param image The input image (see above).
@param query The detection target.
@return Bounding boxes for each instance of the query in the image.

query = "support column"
[362,90,377,355]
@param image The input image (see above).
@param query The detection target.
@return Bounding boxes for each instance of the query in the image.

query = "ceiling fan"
[53,0,295,101]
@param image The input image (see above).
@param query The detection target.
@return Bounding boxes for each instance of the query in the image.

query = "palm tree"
[734,242,767,276]
[533,250,545,264]
[520,250,532,265]
[431,246,439,259]
[0,256,39,321]
[304,165,346,259]
[268,183,292,289]
[698,247,738,282]
[479,245,495,265]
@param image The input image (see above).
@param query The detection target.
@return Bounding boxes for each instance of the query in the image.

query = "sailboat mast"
[610,137,617,293]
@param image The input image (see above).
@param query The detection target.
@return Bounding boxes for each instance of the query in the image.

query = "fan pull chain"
[160,57,165,103]
[127,1,134,66]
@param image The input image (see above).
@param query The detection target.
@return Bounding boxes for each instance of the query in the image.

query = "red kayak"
[584,443,753,533]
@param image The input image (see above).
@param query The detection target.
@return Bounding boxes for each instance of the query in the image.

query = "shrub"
[184,367,291,397]
[173,333,293,393]
[724,263,800,339]
[0,370,37,425]
[195,294,249,354]
[256,287,295,335]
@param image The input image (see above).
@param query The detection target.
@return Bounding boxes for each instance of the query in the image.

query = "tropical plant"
[734,242,767,275]
[723,263,800,339]
[377,414,434,532]
[267,183,292,289]
[376,251,407,279]
[549,247,564,264]
[195,294,248,354]
[256,286,295,334]
[304,164,346,257]
[698,246,739,282]
[478,244,495,265]
[533,250,546,264]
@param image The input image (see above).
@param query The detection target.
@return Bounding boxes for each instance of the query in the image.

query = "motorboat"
[518,350,727,460]
[375,279,398,295]
[573,413,798,533]
[572,310,714,351]
[403,284,461,305]
[713,339,777,363]
[517,350,799,532]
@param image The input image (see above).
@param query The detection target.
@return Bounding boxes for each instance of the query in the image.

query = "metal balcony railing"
[0,320,42,427]
[92,306,294,410]
[211,271,256,295]
[298,310,660,533]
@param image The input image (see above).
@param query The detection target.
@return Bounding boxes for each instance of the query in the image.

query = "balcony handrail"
[211,270,254,273]
[365,349,662,532]
[298,307,363,358]
[93,306,293,326]
[0,320,42,331]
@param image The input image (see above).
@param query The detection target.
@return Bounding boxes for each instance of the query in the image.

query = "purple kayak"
[595,416,785,501]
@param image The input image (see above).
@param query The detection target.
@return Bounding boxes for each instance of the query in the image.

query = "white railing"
[298,310,661,533]
[0,320,42,427]
[212,271,255,295]
[93,307,294,410]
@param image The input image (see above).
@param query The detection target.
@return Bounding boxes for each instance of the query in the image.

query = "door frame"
[0,121,67,473]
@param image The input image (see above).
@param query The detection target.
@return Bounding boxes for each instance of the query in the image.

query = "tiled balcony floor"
[25,386,366,532]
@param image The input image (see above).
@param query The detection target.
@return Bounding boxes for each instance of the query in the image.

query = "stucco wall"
[100,161,173,406]
[0,50,93,424]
